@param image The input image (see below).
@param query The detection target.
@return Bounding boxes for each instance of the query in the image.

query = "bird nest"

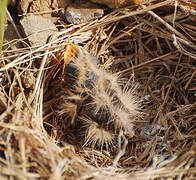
[0,1,196,179]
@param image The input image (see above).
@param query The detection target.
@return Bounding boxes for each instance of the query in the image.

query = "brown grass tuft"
[0,1,195,179]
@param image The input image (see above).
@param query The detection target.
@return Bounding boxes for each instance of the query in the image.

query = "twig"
[6,9,23,39]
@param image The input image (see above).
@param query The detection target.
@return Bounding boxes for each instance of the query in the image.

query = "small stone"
[90,0,134,8]
[20,15,57,46]
[52,0,71,9]
[18,0,72,18]
[21,71,36,89]
[28,0,53,17]
[18,0,33,14]
[65,0,104,24]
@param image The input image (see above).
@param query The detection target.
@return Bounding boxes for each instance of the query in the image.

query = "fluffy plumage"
[56,45,142,150]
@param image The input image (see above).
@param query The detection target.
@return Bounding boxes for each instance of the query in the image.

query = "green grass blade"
[0,0,8,54]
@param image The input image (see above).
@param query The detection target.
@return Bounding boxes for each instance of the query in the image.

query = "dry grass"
[0,0,196,179]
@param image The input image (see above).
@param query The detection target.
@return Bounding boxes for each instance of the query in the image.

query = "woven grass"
[0,0,196,179]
